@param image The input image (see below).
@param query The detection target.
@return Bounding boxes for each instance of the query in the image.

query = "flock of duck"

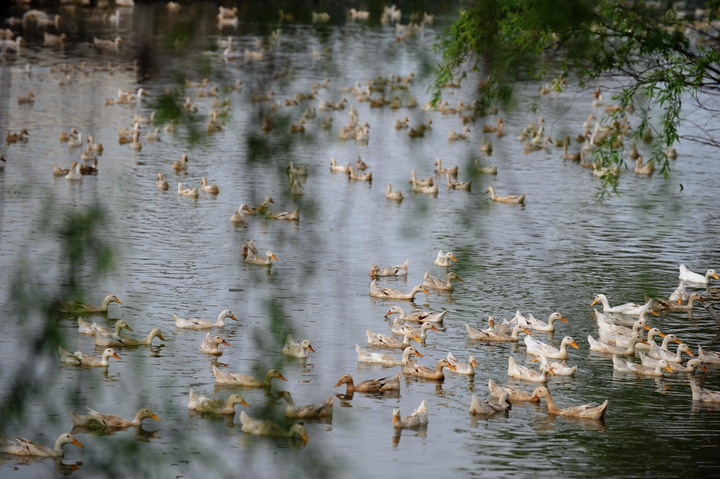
[2,1,718,472]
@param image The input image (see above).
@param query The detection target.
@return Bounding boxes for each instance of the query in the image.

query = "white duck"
[245,250,277,266]
[355,344,422,366]
[524,336,579,360]
[678,264,719,285]
[198,333,229,356]
[591,294,655,316]
[530,386,608,420]
[423,271,462,291]
[277,391,334,418]
[173,309,238,329]
[648,342,694,363]
[370,259,409,277]
[668,281,688,303]
[487,378,539,402]
[212,365,286,387]
[392,400,428,429]
[533,354,577,376]
[187,389,250,415]
[507,356,554,382]
[446,352,478,376]
[384,305,447,323]
[466,323,530,343]
[588,334,646,355]
[366,327,420,349]
[177,182,199,198]
[59,346,121,367]
[433,250,457,267]
[282,337,315,358]
[613,355,673,376]
[698,345,720,365]
[469,393,511,416]
[638,352,708,373]
[239,411,308,441]
[370,280,429,300]
[390,320,439,340]
[690,380,720,403]
[0,433,82,458]
[520,312,568,333]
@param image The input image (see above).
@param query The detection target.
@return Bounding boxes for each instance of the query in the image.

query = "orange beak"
[278,374,287,381]
[656,331,666,338]
[651,311,660,316]
[221,340,230,347]
[686,349,695,357]
[674,338,682,345]
[229,314,239,321]
[664,364,673,373]
[700,365,709,373]
[450,255,458,262]
[114,298,123,305]
[270,254,278,261]
[570,340,579,349]
[414,350,424,358]
[470,359,477,367]
[307,345,315,353]
[642,325,651,331]
[384,310,393,318]
[445,363,456,371]
[430,325,440,332]
[421,287,430,295]
[590,299,599,306]
[558,316,569,323]
[412,335,421,343]
[240,399,251,408]
[71,438,84,448]
[150,413,161,421]
[111,353,121,360]
[713,272,719,280]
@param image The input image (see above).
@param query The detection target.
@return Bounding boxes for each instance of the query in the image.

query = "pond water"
[1,2,720,478]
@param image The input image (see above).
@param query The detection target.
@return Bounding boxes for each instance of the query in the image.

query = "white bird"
[433,250,457,267]
[524,336,579,360]
[173,309,238,329]
[507,356,554,382]
[392,400,428,429]
[469,392,511,416]
[612,355,672,376]
[282,337,315,358]
[591,294,655,316]
[446,352,477,376]
[690,380,720,403]
[678,264,719,285]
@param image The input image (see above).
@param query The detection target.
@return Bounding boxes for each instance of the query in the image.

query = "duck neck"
[344,378,355,393]
[543,392,559,413]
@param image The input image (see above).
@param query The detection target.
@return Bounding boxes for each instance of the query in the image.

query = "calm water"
[1,2,720,478]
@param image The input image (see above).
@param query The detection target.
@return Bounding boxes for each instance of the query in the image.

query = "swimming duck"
[172,153,189,172]
[0,433,82,458]
[466,323,530,343]
[177,182,199,198]
[678,264,719,285]
[173,309,238,329]
[531,386,608,420]
[110,328,166,347]
[690,380,720,403]
[469,392,511,416]
[392,400,428,429]
[410,178,438,195]
[70,407,160,429]
[596,316,651,341]
[409,170,434,187]
[330,157,351,173]
[201,177,220,195]
[588,334,646,355]
[402,357,455,381]
[390,321,439,340]
[520,312,567,333]
[370,259,409,278]
[282,338,315,358]
[668,281,688,303]
[52,164,70,176]
[445,174,472,191]
[590,294,656,316]
[446,352,477,376]
[230,204,252,225]
[487,378,539,402]
[156,173,169,190]
[698,345,720,365]
[475,160,498,175]
[355,344,421,366]
[384,305,447,323]
[653,292,706,312]
[485,186,525,204]
[612,355,672,376]
[433,250,457,267]
[78,318,131,336]
[239,411,308,441]
[434,158,459,176]
[638,353,708,373]
[533,354,577,376]
[370,280,429,300]
[199,333,229,356]
[59,346,121,367]
[245,250,277,266]
[648,342,694,363]
[64,161,82,181]
[385,184,404,201]
[601,326,663,351]
[507,356,554,382]
[367,327,420,349]
[212,365,286,387]
[423,271,462,291]
[277,391,334,418]
[187,389,250,415]
[524,336,579,360]
[334,372,401,394]
[347,166,372,182]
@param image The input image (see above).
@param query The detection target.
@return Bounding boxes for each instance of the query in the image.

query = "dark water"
[1,2,720,478]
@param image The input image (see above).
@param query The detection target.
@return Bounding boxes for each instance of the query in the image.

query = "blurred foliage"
[433,0,720,198]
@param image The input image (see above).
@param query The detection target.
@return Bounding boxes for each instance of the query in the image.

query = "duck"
[653,292,706,312]
[633,155,655,175]
[370,259,409,278]
[590,294,655,316]
[612,355,673,376]
[533,354,577,376]
[230,204,252,225]
[478,134,493,154]
[466,323,530,343]
[268,209,300,221]
[409,169,434,187]
[469,392,511,416]
[367,327,420,349]
[199,333,229,356]
[485,186,525,204]
[475,160,498,175]
[433,250,457,267]
[668,281,688,303]
[391,321,439,340]
[92,322,131,347]
[596,316,651,341]
[110,328,166,347]
[0,433,83,458]
[487,378,539,402]
[245,250,277,266]
[173,309,238,329]
[531,386,608,420]
[64,161,83,181]
[330,157,351,173]
[70,407,160,429]
[392,400,428,429]
[588,334,646,355]
[446,173,472,191]
[602,326,664,351]
[678,264,719,285]
[212,365,286,387]
[423,271,462,291]
[355,345,422,366]
[58,346,121,367]
[446,352,477,376]
[354,155,369,171]
[507,356,554,382]
[520,312,568,333]
[334,372,401,394]
[78,318,131,336]
[277,391,334,418]
[402,357,455,381]
[201,177,220,195]
[384,305,447,324]
[253,196,275,215]
[59,294,122,315]
[524,336,579,360]
[385,184,404,201]
[172,153,189,172]
[434,158,459,176]
[52,164,70,176]
[286,162,309,177]
[638,353,708,373]
[282,337,315,358]
[239,411,308,441]
[347,166,372,182]
[690,380,720,403]
[177,182,199,198]
[410,178,439,195]
[648,342,694,363]
[187,389,250,415]
[370,280,429,300]
[153,172,168,190]
[698,345,720,365]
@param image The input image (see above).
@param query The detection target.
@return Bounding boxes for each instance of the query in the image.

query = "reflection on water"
[1,1,720,478]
